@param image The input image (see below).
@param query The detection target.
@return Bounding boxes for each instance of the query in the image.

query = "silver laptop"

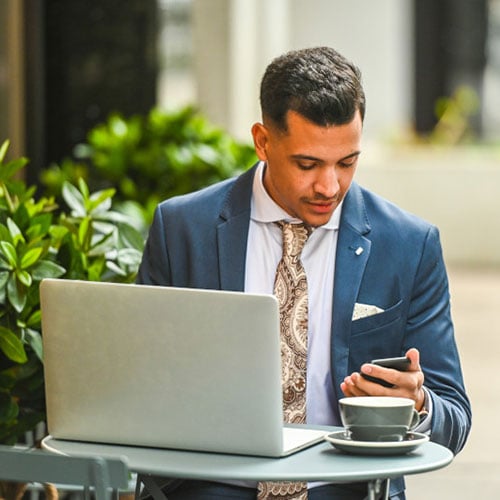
[40,279,327,457]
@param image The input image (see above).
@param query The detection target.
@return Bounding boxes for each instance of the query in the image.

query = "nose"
[313,166,340,199]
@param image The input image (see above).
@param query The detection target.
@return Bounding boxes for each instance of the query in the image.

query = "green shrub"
[40,106,257,226]
[0,140,144,444]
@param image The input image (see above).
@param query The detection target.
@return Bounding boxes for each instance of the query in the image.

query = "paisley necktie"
[257,221,311,500]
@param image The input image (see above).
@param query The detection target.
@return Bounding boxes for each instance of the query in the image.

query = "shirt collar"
[250,161,342,230]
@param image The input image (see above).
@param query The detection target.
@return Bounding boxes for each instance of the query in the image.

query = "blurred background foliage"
[39,106,257,232]
[431,86,481,145]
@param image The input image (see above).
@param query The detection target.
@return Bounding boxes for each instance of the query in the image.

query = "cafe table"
[42,428,453,500]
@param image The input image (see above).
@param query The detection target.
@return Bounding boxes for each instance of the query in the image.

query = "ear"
[251,122,269,161]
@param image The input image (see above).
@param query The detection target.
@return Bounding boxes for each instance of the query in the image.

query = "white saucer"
[325,431,429,456]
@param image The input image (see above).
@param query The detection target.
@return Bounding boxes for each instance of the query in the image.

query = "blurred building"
[0,0,498,175]
[0,0,158,182]
[160,0,496,145]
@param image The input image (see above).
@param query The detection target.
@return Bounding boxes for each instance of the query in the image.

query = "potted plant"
[0,139,144,449]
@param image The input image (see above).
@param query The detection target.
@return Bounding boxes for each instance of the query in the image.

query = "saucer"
[325,431,429,456]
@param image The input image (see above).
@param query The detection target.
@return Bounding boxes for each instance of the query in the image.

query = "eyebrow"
[290,151,362,162]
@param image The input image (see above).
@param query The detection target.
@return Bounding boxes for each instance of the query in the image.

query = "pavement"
[405,266,500,499]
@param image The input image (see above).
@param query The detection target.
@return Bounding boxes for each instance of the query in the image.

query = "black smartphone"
[361,356,410,388]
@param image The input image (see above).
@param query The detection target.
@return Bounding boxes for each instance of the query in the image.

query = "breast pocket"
[350,299,403,335]
[348,300,405,370]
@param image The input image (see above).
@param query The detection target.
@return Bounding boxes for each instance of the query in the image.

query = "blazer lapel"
[330,183,371,414]
[216,166,257,292]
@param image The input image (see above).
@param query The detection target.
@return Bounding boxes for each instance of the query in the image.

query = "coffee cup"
[339,396,420,442]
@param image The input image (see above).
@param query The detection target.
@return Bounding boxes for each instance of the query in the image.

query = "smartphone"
[361,356,410,388]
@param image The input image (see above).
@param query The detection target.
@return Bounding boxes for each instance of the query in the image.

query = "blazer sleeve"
[136,205,172,286]
[404,226,471,454]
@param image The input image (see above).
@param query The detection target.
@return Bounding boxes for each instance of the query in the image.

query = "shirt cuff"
[413,386,433,434]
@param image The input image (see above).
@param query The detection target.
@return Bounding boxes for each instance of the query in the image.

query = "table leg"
[366,478,390,500]
[83,486,91,500]
[135,474,169,500]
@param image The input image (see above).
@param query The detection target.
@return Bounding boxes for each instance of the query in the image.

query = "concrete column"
[1,0,25,159]
[192,0,231,130]
[288,0,413,143]
[193,0,412,144]
[227,0,259,141]
[192,0,290,141]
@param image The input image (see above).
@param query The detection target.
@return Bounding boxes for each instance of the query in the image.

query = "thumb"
[405,347,421,371]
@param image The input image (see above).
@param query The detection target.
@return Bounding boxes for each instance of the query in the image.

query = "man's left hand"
[340,347,426,412]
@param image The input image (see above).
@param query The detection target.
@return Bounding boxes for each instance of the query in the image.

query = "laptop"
[40,279,328,457]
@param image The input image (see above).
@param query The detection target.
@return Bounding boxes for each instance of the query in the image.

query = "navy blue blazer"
[138,164,471,459]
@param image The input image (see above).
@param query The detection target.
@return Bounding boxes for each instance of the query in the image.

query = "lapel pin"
[355,246,364,256]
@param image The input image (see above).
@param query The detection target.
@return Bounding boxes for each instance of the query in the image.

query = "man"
[137,47,471,499]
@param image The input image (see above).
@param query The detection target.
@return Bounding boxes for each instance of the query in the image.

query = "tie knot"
[277,221,310,258]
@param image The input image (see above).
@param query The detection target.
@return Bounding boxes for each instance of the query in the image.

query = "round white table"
[42,431,453,500]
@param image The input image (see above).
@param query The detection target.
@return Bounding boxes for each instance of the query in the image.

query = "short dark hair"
[259,46,365,130]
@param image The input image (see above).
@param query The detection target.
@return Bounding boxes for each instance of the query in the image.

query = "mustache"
[308,193,343,203]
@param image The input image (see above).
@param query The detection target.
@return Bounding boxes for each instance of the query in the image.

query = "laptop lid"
[40,279,325,457]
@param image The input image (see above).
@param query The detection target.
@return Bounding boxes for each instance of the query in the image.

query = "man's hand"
[340,348,426,411]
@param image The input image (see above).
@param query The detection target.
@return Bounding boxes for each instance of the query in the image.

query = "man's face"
[251,110,363,227]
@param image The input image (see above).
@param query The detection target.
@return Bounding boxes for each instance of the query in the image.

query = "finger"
[360,363,401,387]
[357,372,399,396]
[342,373,366,397]
[340,381,355,397]
[344,373,374,397]
[360,364,421,399]
[341,374,357,394]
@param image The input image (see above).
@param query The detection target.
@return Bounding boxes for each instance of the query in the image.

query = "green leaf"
[7,218,25,246]
[24,328,43,362]
[25,213,53,240]
[0,139,9,162]
[87,257,105,281]
[7,273,27,313]
[88,188,114,213]
[0,157,29,182]
[118,222,145,251]
[16,269,32,287]
[106,260,127,277]
[31,260,66,280]
[26,309,41,327]
[0,241,17,268]
[20,247,43,269]
[12,202,30,231]
[62,181,86,216]
[116,248,143,268]
[92,220,116,237]
[0,326,28,363]
[78,216,91,248]
[94,209,130,224]
[0,223,12,244]
[0,271,8,304]
[78,177,90,200]
[0,270,9,289]
[48,224,69,244]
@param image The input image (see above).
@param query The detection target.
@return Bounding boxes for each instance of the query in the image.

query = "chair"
[0,445,129,500]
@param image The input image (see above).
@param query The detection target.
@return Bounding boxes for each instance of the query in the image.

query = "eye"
[297,161,317,171]
[339,157,358,168]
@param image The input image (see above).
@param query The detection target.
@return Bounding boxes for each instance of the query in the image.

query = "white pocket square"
[352,302,385,321]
